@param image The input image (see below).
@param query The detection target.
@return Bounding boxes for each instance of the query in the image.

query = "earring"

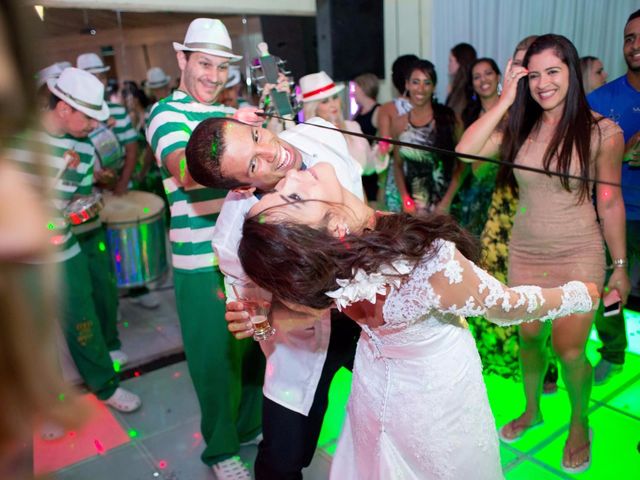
[337,223,351,240]
[471,93,477,101]
[497,83,503,96]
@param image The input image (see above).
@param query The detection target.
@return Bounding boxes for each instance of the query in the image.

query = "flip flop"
[498,416,544,444]
[562,429,593,474]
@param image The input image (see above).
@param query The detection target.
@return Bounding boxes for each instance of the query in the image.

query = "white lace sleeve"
[428,242,593,325]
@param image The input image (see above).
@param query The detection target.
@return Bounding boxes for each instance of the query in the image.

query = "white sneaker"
[240,432,262,447]
[212,456,251,480]
[40,421,65,441]
[103,387,141,413]
[130,291,161,309]
[109,350,129,367]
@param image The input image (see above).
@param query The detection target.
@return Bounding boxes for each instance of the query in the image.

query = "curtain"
[432,0,637,101]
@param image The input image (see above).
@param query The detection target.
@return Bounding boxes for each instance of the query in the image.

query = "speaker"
[316,0,384,82]
[260,16,318,81]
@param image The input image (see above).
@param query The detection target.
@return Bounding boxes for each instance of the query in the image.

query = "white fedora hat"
[76,52,110,74]
[36,61,70,88]
[146,67,171,88]
[47,67,109,121]
[225,66,241,88]
[299,71,344,103]
[173,18,242,62]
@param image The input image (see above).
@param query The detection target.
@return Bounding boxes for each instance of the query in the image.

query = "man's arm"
[114,142,138,195]
[162,147,199,189]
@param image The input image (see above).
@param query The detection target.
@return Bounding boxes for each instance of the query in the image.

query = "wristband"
[612,258,628,268]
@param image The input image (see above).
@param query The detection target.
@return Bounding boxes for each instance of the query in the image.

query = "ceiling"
[35,8,237,37]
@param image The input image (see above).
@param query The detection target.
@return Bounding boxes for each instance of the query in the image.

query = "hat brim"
[173,42,242,62]
[225,74,241,89]
[47,79,109,122]
[147,78,171,89]
[84,66,111,74]
[301,84,345,103]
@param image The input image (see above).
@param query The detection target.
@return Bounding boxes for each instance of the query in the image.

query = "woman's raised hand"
[500,59,529,107]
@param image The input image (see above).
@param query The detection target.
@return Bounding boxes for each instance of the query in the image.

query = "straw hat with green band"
[47,67,109,121]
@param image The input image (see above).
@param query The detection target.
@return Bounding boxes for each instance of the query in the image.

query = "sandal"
[562,429,593,474]
[498,415,544,444]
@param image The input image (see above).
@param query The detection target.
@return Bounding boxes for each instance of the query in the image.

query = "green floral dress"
[455,164,498,237]
[468,183,521,378]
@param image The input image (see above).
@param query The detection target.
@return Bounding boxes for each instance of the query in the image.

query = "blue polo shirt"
[588,75,640,220]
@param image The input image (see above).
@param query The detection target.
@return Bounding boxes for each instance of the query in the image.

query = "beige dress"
[508,118,622,290]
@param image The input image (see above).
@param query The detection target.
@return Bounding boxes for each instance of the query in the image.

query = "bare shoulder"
[378,101,396,116]
[390,112,409,138]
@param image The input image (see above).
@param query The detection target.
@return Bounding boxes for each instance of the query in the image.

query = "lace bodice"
[326,238,592,347]
[382,240,592,332]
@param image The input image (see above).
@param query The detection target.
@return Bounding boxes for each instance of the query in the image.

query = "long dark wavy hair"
[445,43,477,115]
[239,211,479,310]
[461,58,501,129]
[497,34,599,201]
[406,59,458,170]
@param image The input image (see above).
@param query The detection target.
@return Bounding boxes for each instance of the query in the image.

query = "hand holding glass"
[233,285,276,341]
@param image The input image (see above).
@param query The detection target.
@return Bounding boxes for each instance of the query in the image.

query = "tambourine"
[64,193,104,225]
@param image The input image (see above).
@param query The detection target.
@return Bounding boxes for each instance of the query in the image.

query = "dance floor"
[44,294,640,479]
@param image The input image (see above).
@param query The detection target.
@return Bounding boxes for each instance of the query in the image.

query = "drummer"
[146,18,268,478]
[77,53,161,310]
[5,67,141,414]
[76,53,138,196]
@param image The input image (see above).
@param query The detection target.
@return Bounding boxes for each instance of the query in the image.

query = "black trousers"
[595,220,640,365]
[254,311,361,480]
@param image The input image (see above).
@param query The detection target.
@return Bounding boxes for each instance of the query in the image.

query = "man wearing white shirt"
[186,116,364,479]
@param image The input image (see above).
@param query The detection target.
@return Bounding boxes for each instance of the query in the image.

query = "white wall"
[380,0,434,103]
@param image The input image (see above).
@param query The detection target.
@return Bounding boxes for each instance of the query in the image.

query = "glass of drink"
[233,285,276,341]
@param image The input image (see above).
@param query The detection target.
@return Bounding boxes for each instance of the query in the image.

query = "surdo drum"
[100,191,168,288]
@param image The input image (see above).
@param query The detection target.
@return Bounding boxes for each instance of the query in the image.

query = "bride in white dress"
[237,163,599,480]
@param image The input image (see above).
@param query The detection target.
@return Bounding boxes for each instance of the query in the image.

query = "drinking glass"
[233,285,276,341]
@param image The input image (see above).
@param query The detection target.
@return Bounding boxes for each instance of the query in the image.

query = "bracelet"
[612,258,628,268]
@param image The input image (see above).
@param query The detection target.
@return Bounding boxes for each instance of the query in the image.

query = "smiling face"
[248,162,344,226]
[406,69,435,107]
[624,17,640,72]
[218,121,303,191]
[471,61,500,100]
[527,48,570,114]
[177,51,229,104]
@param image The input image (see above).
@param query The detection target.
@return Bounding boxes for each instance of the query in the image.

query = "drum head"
[101,190,165,223]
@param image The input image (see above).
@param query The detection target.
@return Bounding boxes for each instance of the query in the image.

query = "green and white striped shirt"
[108,102,138,146]
[146,90,235,273]
[5,130,97,263]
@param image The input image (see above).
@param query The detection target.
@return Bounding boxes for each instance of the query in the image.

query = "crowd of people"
[2,6,639,480]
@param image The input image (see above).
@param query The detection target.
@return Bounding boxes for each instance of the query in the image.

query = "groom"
[186,115,364,479]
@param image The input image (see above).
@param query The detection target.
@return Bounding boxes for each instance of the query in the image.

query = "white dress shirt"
[212,117,364,415]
